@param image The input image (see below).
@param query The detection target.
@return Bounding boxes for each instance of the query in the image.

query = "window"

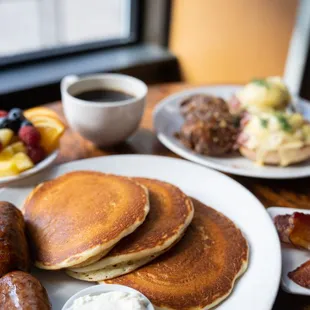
[0,0,138,66]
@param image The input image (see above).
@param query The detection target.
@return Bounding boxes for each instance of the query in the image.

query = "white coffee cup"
[61,73,147,147]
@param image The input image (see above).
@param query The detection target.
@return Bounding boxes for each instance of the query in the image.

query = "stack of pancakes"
[24,171,249,309]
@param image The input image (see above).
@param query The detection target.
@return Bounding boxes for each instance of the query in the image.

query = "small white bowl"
[61,74,147,147]
[61,284,154,310]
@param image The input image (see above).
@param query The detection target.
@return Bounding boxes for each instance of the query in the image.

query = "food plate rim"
[0,154,281,310]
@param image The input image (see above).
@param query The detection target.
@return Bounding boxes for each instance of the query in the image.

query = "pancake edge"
[69,198,194,274]
[66,256,155,282]
[69,246,114,268]
[151,239,249,310]
[26,181,150,270]
[101,200,250,310]
[68,228,188,281]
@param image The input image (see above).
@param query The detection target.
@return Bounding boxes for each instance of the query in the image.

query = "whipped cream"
[68,291,148,310]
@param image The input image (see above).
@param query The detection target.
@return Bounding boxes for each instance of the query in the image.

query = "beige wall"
[169,0,299,84]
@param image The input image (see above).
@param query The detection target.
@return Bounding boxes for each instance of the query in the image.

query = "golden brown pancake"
[67,178,194,281]
[24,171,149,270]
[104,198,249,310]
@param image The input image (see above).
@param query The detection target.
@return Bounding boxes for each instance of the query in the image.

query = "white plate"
[267,207,310,295]
[0,150,58,185]
[0,155,281,310]
[153,85,310,179]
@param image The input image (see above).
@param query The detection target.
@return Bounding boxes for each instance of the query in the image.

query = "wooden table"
[48,83,310,310]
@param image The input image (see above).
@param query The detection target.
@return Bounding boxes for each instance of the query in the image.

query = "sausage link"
[0,271,51,309]
[0,201,30,277]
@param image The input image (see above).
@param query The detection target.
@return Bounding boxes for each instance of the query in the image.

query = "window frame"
[0,0,177,109]
[0,0,140,68]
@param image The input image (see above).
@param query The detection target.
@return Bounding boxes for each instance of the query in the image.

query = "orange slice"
[24,107,60,120]
[37,126,64,154]
[24,111,66,154]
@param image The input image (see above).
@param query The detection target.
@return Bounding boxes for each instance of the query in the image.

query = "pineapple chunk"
[10,142,26,154]
[0,147,15,160]
[0,160,19,177]
[0,129,14,147]
[12,152,34,172]
[0,142,26,161]
[1,142,26,158]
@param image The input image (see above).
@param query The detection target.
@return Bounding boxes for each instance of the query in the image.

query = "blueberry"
[8,108,24,122]
[0,117,10,129]
[21,119,33,127]
[7,108,25,133]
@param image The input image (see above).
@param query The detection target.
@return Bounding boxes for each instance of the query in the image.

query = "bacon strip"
[288,260,310,288]
[289,213,310,250]
[274,213,310,250]
[274,214,292,244]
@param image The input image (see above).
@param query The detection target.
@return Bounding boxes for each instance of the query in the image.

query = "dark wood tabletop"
[47,83,310,310]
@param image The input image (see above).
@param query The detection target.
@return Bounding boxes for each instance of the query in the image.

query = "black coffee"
[75,89,134,102]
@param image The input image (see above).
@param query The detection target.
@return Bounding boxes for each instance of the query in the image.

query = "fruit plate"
[0,155,281,310]
[0,150,58,185]
[267,207,310,296]
[153,85,310,179]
